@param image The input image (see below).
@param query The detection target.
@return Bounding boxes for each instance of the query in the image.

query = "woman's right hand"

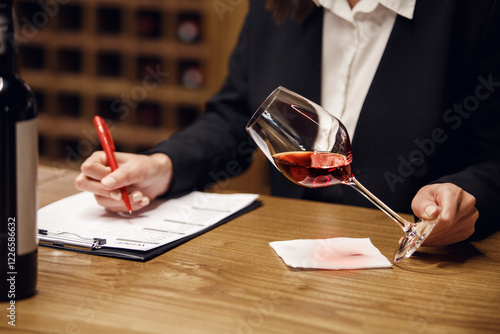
[74,152,173,212]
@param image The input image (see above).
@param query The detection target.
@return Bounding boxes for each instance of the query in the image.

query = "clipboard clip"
[38,229,106,250]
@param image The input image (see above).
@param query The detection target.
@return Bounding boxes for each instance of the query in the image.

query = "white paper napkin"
[269,237,392,270]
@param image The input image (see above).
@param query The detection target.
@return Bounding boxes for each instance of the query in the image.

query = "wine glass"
[246,86,439,263]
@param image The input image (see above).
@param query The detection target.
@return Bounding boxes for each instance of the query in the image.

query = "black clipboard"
[38,200,262,262]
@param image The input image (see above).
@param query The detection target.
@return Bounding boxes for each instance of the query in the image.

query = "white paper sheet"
[270,237,392,269]
[38,191,259,251]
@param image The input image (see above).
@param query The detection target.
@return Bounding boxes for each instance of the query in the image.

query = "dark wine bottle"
[0,0,38,301]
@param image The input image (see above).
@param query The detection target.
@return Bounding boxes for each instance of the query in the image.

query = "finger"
[80,151,112,181]
[74,172,88,191]
[130,191,151,208]
[74,172,104,193]
[412,195,440,221]
[424,214,476,246]
[433,186,475,233]
[84,150,108,164]
[94,192,150,213]
[94,194,126,212]
[429,185,462,229]
[75,173,117,199]
[424,200,477,246]
[100,167,136,190]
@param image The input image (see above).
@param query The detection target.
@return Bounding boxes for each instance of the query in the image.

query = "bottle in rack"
[177,14,201,44]
[0,0,38,301]
[179,61,203,89]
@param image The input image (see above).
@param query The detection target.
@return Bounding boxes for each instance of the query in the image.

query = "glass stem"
[347,176,410,232]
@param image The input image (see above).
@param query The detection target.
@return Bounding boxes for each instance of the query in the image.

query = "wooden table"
[2,166,499,333]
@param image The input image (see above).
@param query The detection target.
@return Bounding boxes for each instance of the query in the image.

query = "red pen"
[93,116,133,214]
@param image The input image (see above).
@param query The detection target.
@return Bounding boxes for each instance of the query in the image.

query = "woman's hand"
[74,152,173,212]
[411,183,478,246]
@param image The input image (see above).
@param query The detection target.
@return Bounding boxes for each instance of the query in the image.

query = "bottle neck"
[0,1,16,75]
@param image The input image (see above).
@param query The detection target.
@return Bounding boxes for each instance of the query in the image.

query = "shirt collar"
[312,0,416,20]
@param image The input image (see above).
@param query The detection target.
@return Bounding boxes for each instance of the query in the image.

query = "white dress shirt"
[312,0,416,139]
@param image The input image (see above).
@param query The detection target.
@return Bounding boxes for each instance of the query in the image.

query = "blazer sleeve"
[435,2,500,239]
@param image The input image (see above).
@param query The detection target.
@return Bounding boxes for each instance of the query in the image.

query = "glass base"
[393,218,438,263]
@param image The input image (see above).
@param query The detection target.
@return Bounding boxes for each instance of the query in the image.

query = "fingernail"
[110,190,122,201]
[140,197,150,206]
[102,176,116,188]
[132,192,143,202]
[424,205,439,219]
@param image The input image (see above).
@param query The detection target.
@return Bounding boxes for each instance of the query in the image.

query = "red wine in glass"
[273,151,352,187]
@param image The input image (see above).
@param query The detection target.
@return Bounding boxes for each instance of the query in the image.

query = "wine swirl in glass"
[246,86,439,263]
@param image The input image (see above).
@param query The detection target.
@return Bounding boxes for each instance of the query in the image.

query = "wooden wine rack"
[15,0,270,194]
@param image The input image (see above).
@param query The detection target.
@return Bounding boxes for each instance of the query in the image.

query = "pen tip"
[129,211,133,215]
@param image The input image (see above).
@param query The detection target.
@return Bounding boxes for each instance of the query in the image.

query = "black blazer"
[151,0,500,238]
